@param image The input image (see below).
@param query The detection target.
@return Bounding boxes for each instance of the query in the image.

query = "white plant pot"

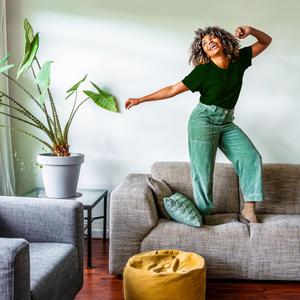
[36,153,84,198]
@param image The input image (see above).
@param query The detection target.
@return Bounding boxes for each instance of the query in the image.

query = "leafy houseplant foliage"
[0,18,118,156]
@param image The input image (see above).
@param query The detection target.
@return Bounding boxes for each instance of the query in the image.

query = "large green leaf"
[24,18,34,42]
[65,74,88,100]
[35,61,53,105]
[83,82,118,112]
[20,18,35,72]
[17,32,39,79]
[20,19,35,76]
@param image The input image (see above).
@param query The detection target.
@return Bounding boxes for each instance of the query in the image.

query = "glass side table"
[25,188,108,269]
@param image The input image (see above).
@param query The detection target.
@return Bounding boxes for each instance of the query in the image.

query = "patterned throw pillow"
[163,192,203,227]
[147,176,172,219]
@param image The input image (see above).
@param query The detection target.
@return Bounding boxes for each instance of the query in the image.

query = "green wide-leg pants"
[188,102,264,216]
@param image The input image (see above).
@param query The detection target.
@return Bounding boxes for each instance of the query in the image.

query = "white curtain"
[0,0,16,195]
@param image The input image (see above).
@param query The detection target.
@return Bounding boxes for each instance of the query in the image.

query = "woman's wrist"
[136,86,174,104]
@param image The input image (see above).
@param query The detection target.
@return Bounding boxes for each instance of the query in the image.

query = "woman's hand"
[235,26,272,58]
[235,26,251,39]
[125,98,141,109]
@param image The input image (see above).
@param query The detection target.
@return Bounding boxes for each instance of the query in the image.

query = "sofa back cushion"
[241,164,300,214]
[151,162,239,214]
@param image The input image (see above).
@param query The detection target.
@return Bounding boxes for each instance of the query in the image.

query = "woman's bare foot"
[240,201,258,223]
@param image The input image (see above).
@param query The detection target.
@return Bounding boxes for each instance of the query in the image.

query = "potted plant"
[0,18,118,198]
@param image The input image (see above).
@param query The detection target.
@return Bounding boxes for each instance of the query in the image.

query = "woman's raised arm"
[235,26,272,58]
[125,81,189,109]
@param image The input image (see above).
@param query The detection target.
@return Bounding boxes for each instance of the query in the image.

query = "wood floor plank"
[75,239,300,300]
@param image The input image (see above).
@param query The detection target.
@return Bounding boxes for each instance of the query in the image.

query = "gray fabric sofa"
[0,196,84,300]
[109,161,300,280]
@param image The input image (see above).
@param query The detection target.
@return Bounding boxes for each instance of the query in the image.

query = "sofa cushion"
[147,176,172,219]
[30,243,78,300]
[151,162,239,214]
[240,164,300,214]
[163,192,203,227]
[247,214,300,280]
[140,215,251,279]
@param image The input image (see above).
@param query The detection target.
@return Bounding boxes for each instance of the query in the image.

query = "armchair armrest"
[109,173,158,274]
[0,238,30,300]
[0,196,84,282]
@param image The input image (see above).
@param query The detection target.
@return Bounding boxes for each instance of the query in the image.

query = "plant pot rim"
[37,152,84,157]
[37,152,84,166]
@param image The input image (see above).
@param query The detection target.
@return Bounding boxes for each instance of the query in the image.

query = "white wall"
[6,0,300,237]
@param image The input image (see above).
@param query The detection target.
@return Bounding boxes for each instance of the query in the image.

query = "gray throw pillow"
[147,176,172,219]
[163,192,203,227]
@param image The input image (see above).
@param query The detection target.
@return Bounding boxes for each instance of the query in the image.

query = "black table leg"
[87,209,92,268]
[103,192,107,240]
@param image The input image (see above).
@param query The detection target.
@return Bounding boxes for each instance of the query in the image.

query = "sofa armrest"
[0,196,84,285]
[109,173,158,275]
[0,238,30,300]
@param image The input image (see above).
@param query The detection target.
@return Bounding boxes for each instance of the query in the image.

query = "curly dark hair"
[188,26,240,67]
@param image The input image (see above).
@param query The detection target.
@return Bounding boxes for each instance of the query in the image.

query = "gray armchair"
[0,196,84,300]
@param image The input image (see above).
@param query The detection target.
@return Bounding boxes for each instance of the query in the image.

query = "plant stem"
[35,58,56,134]
[70,90,78,122]
[47,88,63,140]
[0,91,53,138]
[30,64,56,140]
[0,110,44,130]
[2,70,56,142]
[2,72,45,115]
[35,57,63,142]
[30,65,54,125]
[0,101,55,142]
[63,90,78,141]
[64,97,89,142]
[0,124,53,151]
[71,97,89,122]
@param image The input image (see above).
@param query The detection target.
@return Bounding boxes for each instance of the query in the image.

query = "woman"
[125,25,272,224]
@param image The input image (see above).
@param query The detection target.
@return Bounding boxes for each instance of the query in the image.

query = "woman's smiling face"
[201,34,224,58]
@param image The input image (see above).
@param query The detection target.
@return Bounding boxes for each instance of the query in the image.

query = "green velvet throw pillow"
[163,192,203,227]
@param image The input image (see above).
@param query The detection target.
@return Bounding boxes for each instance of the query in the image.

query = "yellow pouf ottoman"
[123,249,206,300]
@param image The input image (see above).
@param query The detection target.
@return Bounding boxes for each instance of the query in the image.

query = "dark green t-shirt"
[182,46,252,109]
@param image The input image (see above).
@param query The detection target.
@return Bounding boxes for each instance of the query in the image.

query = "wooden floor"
[75,239,300,300]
